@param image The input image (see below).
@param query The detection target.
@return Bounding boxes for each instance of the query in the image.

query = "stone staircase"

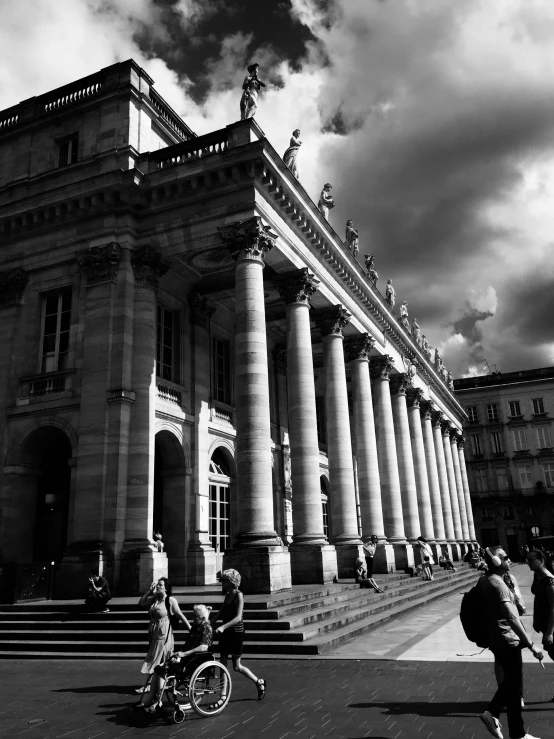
[0,567,477,659]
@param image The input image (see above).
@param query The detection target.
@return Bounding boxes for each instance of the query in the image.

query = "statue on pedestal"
[421,334,431,358]
[240,63,266,120]
[411,318,421,345]
[345,220,359,257]
[365,255,379,285]
[283,129,302,179]
[385,278,396,307]
[447,370,454,390]
[400,301,410,330]
[318,183,334,220]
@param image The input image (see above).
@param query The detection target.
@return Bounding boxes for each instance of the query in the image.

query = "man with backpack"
[476,546,542,739]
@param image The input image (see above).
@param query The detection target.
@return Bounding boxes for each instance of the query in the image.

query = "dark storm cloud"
[501,275,554,346]
[453,308,495,345]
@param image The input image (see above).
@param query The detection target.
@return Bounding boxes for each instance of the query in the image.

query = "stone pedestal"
[222,546,291,594]
[290,544,339,584]
[373,542,396,573]
[392,543,415,571]
[119,550,168,595]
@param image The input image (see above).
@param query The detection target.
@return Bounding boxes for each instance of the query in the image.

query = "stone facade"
[455,367,554,559]
[0,61,473,597]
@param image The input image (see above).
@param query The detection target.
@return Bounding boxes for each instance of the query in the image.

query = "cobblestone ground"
[0,657,552,739]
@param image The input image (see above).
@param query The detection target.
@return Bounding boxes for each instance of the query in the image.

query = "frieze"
[0,267,28,307]
[76,242,121,285]
[313,305,351,337]
[218,216,277,263]
[276,267,319,305]
[131,245,169,288]
[343,333,375,362]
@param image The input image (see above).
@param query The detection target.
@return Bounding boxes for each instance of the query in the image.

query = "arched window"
[209,449,232,568]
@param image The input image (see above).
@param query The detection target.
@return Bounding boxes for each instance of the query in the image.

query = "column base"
[185,544,217,586]
[57,547,112,598]
[333,543,364,579]
[430,543,444,564]
[289,544,337,585]
[392,543,415,571]
[222,546,291,594]
[373,543,396,573]
[448,542,462,562]
[118,551,168,596]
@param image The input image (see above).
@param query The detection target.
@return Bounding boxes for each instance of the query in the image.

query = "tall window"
[316,396,326,444]
[466,405,479,424]
[481,506,493,521]
[487,404,499,422]
[509,400,521,417]
[156,306,178,382]
[212,337,231,404]
[471,435,482,456]
[511,428,528,452]
[537,426,552,449]
[495,467,508,490]
[503,506,514,520]
[40,291,71,373]
[533,398,545,415]
[208,452,231,558]
[58,133,79,167]
[491,431,504,455]
[543,463,554,488]
[518,465,533,488]
[475,468,488,492]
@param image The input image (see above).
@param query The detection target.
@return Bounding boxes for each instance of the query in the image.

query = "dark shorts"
[365,557,374,579]
[217,628,244,657]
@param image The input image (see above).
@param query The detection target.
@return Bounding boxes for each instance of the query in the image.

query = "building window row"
[473,462,554,492]
[466,397,548,424]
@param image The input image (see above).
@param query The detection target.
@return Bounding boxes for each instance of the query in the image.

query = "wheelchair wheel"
[173,709,185,724]
[188,660,232,717]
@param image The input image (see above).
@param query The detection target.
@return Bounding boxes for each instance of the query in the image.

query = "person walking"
[478,546,542,739]
[211,569,266,700]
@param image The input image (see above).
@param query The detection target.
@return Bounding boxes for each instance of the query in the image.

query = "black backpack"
[460,581,489,649]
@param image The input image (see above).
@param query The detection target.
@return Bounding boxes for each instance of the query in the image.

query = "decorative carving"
[385,278,396,307]
[317,183,334,221]
[345,220,359,257]
[406,386,425,408]
[0,267,28,306]
[191,293,215,329]
[313,305,351,336]
[411,318,421,345]
[446,370,454,390]
[240,62,266,120]
[218,216,276,263]
[276,267,320,305]
[365,255,378,285]
[343,333,375,362]
[369,355,395,380]
[399,301,410,330]
[457,433,466,450]
[421,335,432,359]
[273,345,287,374]
[390,372,412,395]
[283,129,301,179]
[131,245,169,288]
[440,419,452,436]
[76,242,121,285]
[419,399,434,419]
[430,406,444,427]
[283,446,292,490]
[450,429,462,445]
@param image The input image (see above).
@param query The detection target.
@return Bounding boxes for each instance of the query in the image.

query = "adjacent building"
[0,60,474,597]
[454,367,554,558]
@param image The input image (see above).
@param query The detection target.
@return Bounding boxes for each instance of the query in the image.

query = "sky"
[2,0,554,378]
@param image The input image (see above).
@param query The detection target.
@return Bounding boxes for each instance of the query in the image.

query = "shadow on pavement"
[54,685,135,695]
[349,699,484,717]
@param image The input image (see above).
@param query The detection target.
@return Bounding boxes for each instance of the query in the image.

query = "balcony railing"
[19,369,75,399]
[42,73,103,113]
[149,128,229,171]
[156,381,183,405]
[149,88,194,142]
[210,400,235,426]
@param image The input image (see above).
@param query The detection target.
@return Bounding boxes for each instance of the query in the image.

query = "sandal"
[256,679,266,701]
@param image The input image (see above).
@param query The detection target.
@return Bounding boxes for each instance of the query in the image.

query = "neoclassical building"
[0,60,475,596]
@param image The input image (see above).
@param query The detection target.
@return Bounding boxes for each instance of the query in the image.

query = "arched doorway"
[209,449,232,572]
[12,426,72,564]
[154,430,188,578]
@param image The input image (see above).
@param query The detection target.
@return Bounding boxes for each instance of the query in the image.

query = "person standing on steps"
[211,569,266,700]
[477,545,543,739]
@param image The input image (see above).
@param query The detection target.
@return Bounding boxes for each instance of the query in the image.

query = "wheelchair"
[137,652,232,724]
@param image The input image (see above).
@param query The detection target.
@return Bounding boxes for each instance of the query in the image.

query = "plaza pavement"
[1,564,552,739]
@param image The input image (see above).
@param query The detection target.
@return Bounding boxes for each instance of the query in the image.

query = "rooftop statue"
[385,278,396,307]
[240,63,266,120]
[318,183,335,220]
[345,220,359,257]
[365,255,379,285]
[447,370,454,390]
[400,301,410,330]
[411,318,421,345]
[283,129,302,179]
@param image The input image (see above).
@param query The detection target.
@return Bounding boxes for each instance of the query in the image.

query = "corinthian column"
[314,306,363,576]
[450,431,471,548]
[344,335,394,573]
[431,408,459,560]
[458,436,477,542]
[419,401,447,561]
[441,420,464,553]
[218,217,291,593]
[390,374,421,544]
[277,268,337,584]
[406,388,435,548]
[370,356,413,570]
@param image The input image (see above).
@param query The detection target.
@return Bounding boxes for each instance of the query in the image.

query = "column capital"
[276,267,320,305]
[440,419,453,436]
[190,292,216,328]
[430,407,444,427]
[273,345,287,374]
[369,354,395,380]
[390,372,412,396]
[131,245,169,288]
[218,216,276,263]
[457,433,467,449]
[343,333,375,362]
[406,386,425,408]
[313,305,351,337]
[76,241,121,285]
[0,267,28,307]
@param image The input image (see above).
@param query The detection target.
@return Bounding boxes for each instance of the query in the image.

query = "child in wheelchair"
[138,603,213,713]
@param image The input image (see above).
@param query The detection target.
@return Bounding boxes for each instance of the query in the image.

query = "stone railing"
[42,72,104,113]
[210,400,235,426]
[149,128,229,171]
[0,107,20,133]
[20,369,75,399]
[149,88,194,142]
[157,381,182,405]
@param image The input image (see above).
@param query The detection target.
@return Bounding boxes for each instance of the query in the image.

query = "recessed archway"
[154,430,188,574]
